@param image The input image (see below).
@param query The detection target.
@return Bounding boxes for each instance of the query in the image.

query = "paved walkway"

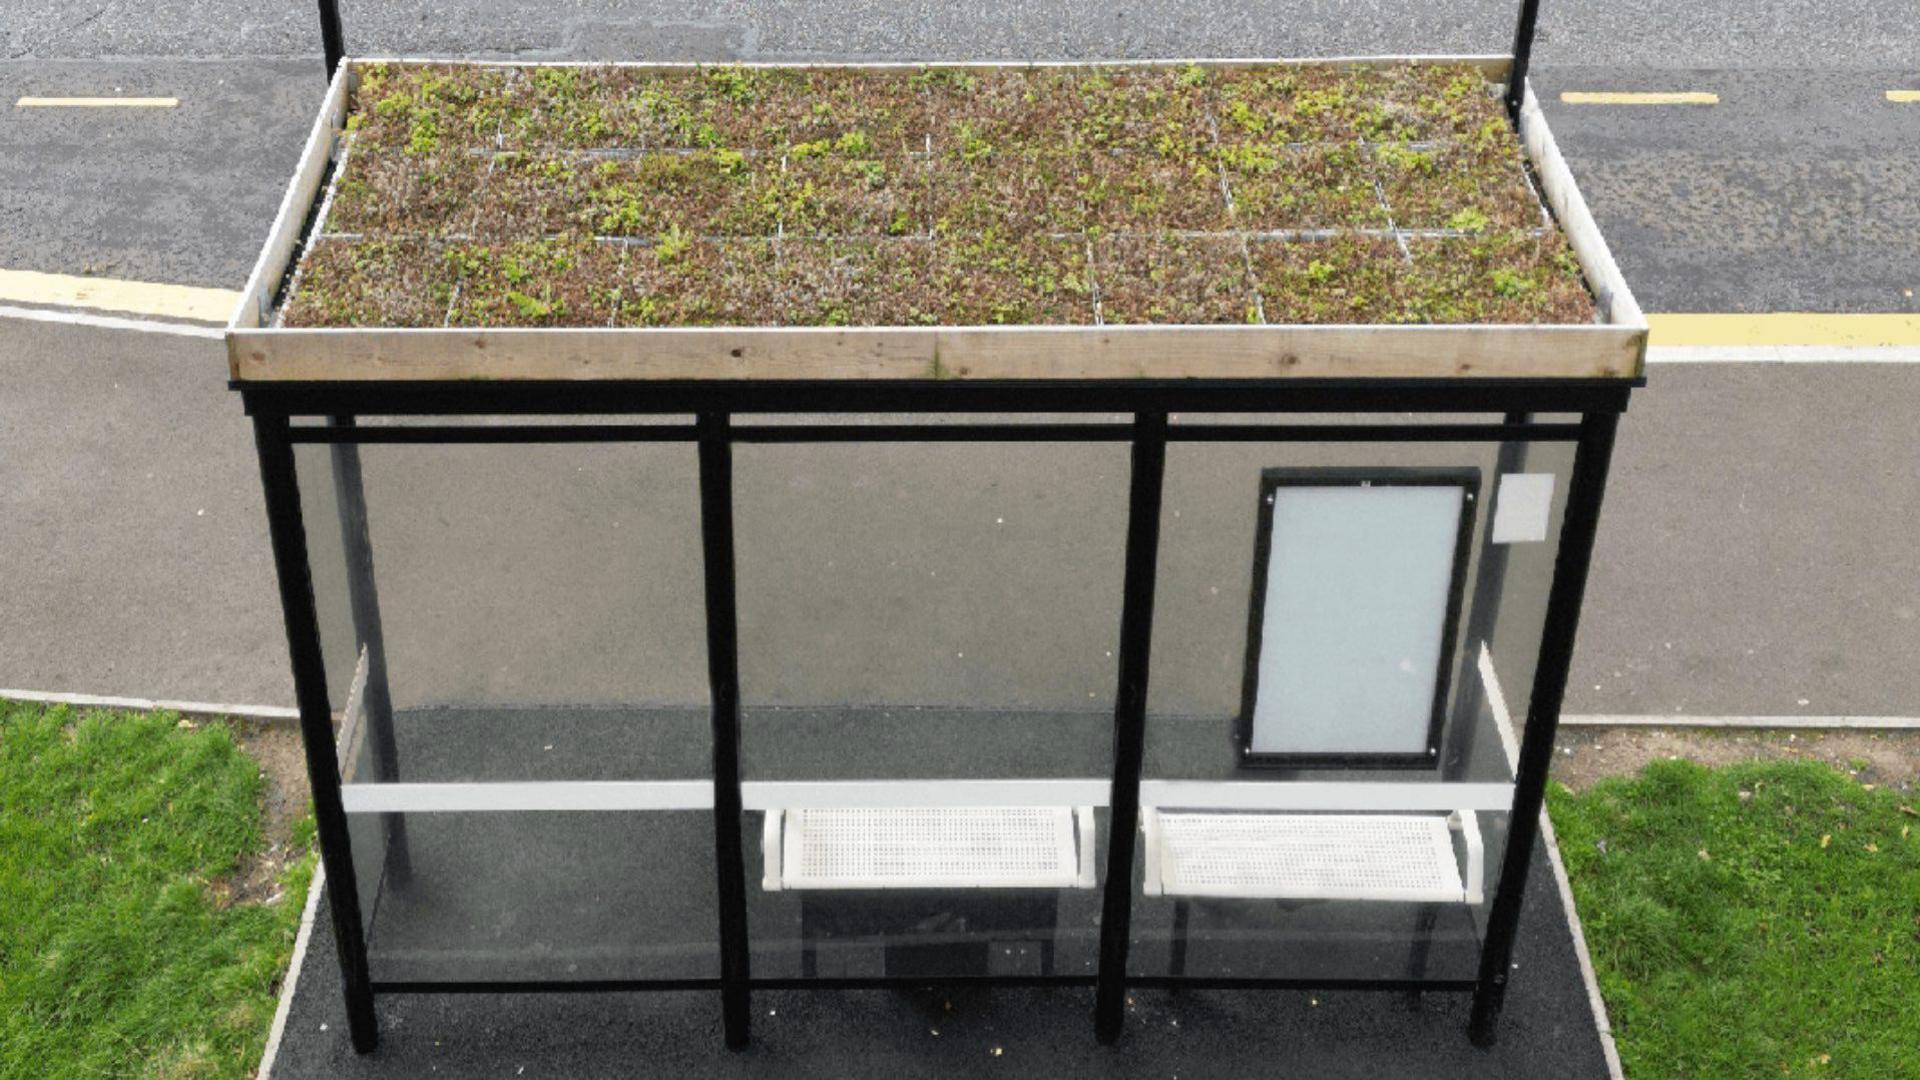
[268,840,1607,1079]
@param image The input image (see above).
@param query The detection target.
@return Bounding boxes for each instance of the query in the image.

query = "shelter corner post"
[252,409,379,1052]
[1507,0,1544,119]
[1468,407,1619,1046]
[317,0,344,79]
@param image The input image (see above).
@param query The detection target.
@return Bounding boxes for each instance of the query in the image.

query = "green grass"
[1550,759,1920,1078]
[0,701,315,1079]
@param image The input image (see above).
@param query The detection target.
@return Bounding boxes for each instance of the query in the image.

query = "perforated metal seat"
[762,806,1098,891]
[1142,809,1483,904]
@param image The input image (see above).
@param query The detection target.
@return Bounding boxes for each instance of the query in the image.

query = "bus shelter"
[232,17,1643,1056]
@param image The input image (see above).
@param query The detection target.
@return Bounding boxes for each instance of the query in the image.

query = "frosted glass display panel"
[1242,469,1475,764]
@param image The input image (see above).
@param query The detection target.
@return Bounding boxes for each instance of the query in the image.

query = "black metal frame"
[244,375,1626,1056]
[1233,466,1480,770]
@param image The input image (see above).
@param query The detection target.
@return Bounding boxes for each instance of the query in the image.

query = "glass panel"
[734,433,1125,979]
[293,440,711,785]
[1135,436,1575,982]
[352,809,719,982]
[292,439,716,976]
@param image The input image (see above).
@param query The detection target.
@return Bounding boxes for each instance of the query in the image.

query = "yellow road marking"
[14,96,179,108]
[1648,313,1920,348]
[1559,91,1719,106]
[1888,90,1920,103]
[0,268,238,323]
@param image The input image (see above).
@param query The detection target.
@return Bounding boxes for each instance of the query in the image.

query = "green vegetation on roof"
[283,61,1596,329]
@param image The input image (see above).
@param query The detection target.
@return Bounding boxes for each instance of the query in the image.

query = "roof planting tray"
[228,58,1646,382]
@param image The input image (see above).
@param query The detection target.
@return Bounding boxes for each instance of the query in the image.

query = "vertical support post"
[1469,408,1619,1047]
[1094,411,1168,1044]
[328,416,409,884]
[317,0,345,80]
[1507,0,1544,120]
[698,412,753,1049]
[253,411,378,1053]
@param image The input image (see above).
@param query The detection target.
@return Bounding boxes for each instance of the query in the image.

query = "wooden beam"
[1517,79,1649,369]
[350,55,1514,78]
[230,322,1642,382]
[230,64,350,331]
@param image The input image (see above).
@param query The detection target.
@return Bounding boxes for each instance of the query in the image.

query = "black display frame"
[1234,466,1481,770]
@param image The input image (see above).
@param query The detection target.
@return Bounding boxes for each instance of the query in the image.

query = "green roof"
[280,61,1597,329]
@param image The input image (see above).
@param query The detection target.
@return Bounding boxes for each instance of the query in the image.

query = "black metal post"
[253,412,380,1052]
[328,416,409,885]
[1468,408,1618,1046]
[698,412,753,1049]
[317,0,345,79]
[1507,0,1544,119]
[1094,411,1169,1044]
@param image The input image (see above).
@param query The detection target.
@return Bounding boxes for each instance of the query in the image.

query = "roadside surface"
[0,314,292,705]
[8,306,1916,721]
[1536,67,1920,314]
[0,59,315,288]
[3,0,1916,68]
[1555,726,1920,794]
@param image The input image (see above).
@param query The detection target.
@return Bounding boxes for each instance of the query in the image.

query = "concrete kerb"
[258,862,326,1080]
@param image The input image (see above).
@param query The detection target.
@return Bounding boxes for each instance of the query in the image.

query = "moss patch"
[1250,233,1411,324]
[1097,235,1258,324]
[326,149,484,237]
[281,238,456,327]
[442,237,626,327]
[286,61,1598,328]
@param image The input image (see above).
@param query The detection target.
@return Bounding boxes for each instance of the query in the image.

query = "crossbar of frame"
[240,378,1637,418]
[281,420,1585,445]
[333,779,1519,814]
[260,395,1622,1053]
[368,974,1477,994]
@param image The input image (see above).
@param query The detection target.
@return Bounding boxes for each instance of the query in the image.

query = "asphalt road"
[2,3,1918,305]
[3,0,1917,68]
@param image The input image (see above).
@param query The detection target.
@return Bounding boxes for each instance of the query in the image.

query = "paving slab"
[0,313,291,704]
[1572,361,1920,718]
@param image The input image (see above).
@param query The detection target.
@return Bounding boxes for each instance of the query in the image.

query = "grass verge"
[0,700,315,1079]
[1549,759,1920,1078]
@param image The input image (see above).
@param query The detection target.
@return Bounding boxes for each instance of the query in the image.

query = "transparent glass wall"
[733,429,1127,979]
[1132,430,1576,982]
[295,437,717,982]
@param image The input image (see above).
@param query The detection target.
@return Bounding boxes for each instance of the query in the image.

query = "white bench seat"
[1142,809,1483,904]
[763,806,1098,892]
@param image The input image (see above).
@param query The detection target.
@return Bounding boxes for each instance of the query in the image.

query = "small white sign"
[1491,473,1555,544]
